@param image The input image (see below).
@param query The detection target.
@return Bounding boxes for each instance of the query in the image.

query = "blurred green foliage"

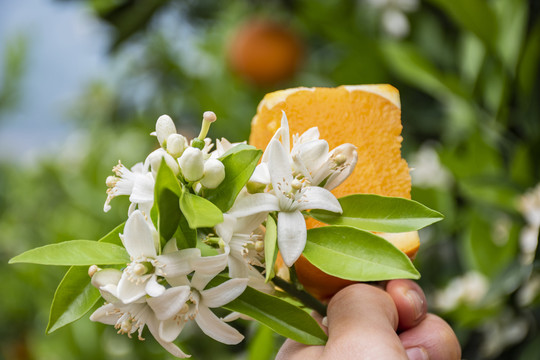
[1,0,539,359]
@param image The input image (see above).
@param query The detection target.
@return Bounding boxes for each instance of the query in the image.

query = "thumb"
[324,283,408,359]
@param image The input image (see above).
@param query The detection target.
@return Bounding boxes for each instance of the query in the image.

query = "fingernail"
[321,316,328,327]
[405,347,428,360]
[406,289,424,321]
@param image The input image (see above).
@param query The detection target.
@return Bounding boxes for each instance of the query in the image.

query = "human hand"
[276,280,461,360]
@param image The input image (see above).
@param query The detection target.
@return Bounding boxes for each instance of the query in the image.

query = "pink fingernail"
[405,347,428,360]
[406,289,424,321]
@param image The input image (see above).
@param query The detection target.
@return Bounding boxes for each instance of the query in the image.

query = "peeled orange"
[250,85,420,300]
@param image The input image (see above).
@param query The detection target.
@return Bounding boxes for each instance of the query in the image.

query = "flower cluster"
[91,111,357,357]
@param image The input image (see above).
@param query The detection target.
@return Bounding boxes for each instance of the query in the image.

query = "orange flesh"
[249,85,419,300]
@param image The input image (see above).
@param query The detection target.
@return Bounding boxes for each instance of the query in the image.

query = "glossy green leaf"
[154,158,182,241]
[219,144,258,158]
[46,223,125,333]
[180,190,223,229]
[9,240,129,266]
[174,213,197,249]
[309,194,443,232]
[264,214,278,282]
[46,266,100,334]
[425,0,498,51]
[303,226,420,281]
[205,148,262,212]
[220,283,327,345]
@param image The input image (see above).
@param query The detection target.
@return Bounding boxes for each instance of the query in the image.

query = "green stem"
[272,276,327,317]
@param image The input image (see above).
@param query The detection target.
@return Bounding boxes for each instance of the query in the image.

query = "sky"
[0,0,109,163]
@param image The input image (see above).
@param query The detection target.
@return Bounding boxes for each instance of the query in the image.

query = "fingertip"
[400,314,462,360]
[386,279,427,330]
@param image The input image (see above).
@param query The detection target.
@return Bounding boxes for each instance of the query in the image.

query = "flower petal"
[157,248,201,278]
[234,213,267,234]
[145,275,166,297]
[91,268,122,289]
[122,210,156,258]
[293,127,320,145]
[277,211,307,267]
[215,214,237,244]
[159,318,186,343]
[324,143,358,190]
[279,111,290,152]
[195,306,244,345]
[250,162,271,185]
[296,186,342,213]
[147,285,191,321]
[117,273,147,304]
[89,303,118,325]
[129,173,154,204]
[192,252,229,276]
[146,314,191,358]
[201,278,248,308]
[268,140,293,194]
[190,272,217,291]
[293,140,329,176]
[229,192,279,218]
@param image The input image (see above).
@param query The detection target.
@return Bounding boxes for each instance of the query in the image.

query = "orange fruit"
[227,19,304,87]
[250,85,420,300]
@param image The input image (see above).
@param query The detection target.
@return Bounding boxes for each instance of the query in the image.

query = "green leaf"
[463,211,519,278]
[205,148,262,212]
[9,240,130,266]
[303,226,420,281]
[219,144,258,158]
[218,282,327,345]
[518,17,540,95]
[264,215,278,282]
[381,41,470,102]
[154,158,182,241]
[248,324,276,360]
[180,190,223,229]
[46,266,101,334]
[309,194,443,232]
[493,0,527,73]
[174,213,197,249]
[425,0,498,52]
[46,223,125,333]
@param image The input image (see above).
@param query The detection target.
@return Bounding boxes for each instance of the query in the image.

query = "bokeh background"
[1,0,539,359]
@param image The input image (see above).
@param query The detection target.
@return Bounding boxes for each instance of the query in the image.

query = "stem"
[272,276,327,317]
[198,120,211,140]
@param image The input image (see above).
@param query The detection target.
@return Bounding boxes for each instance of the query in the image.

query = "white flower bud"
[178,147,204,182]
[166,133,187,158]
[155,115,177,147]
[200,158,226,189]
[146,148,180,176]
[88,265,100,278]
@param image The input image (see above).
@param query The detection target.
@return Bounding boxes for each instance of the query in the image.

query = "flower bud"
[155,115,177,146]
[166,133,187,158]
[88,265,100,278]
[200,158,226,189]
[146,148,180,176]
[178,147,204,182]
[90,268,122,289]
